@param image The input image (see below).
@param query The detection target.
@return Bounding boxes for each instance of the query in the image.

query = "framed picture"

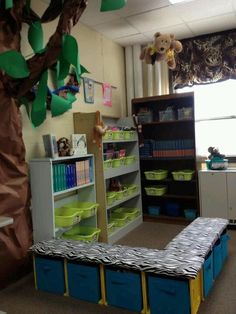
[71,134,87,155]
[83,77,94,103]
[42,134,58,158]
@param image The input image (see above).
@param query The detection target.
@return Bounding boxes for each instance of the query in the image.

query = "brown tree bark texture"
[0,0,87,287]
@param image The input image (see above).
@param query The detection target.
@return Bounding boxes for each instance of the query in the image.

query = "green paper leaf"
[5,0,13,9]
[80,64,90,76]
[28,21,43,53]
[31,70,48,127]
[58,55,70,81]
[51,93,72,117]
[0,50,29,78]
[100,0,127,12]
[66,92,77,104]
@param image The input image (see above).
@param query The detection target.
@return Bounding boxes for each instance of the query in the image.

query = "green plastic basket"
[110,212,129,227]
[144,170,168,180]
[106,192,116,205]
[107,222,116,234]
[113,207,140,221]
[112,131,124,140]
[145,185,167,196]
[55,207,81,228]
[172,170,195,181]
[62,202,99,219]
[123,131,136,140]
[103,130,113,140]
[104,159,112,169]
[61,226,101,242]
[124,155,136,166]
[112,158,122,168]
[123,184,138,195]
[115,190,124,200]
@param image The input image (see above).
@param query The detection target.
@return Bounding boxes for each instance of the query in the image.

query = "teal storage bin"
[105,267,142,312]
[213,238,223,279]
[35,256,65,295]
[203,251,214,298]
[67,261,101,303]
[148,275,190,314]
[148,205,161,216]
[221,230,230,263]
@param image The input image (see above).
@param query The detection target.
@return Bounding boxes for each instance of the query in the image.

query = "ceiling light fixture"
[169,0,195,4]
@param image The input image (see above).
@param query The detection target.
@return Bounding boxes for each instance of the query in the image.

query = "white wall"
[21,1,126,161]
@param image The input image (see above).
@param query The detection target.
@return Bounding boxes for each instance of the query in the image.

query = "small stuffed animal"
[208,147,225,160]
[57,137,74,156]
[140,32,183,69]
[93,111,108,149]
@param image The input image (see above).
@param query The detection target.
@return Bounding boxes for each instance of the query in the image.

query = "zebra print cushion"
[30,217,228,279]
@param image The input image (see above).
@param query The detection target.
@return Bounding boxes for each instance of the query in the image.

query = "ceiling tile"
[115,0,170,17]
[188,13,236,36]
[173,0,234,22]
[144,23,194,40]
[115,34,149,47]
[94,19,139,39]
[126,6,183,32]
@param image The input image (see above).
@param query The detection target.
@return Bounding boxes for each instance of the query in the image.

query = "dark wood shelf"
[145,193,197,200]
[143,214,192,225]
[142,119,194,126]
[140,156,195,161]
[141,178,196,183]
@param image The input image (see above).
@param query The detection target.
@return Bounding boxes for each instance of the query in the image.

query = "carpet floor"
[0,222,235,314]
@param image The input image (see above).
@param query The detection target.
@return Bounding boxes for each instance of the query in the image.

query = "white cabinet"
[199,170,236,222]
[30,154,97,243]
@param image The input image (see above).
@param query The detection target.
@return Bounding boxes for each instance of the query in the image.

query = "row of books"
[53,159,92,192]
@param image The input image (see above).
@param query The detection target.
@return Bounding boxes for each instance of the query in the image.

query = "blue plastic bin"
[213,238,223,279]
[35,256,65,295]
[221,230,230,263]
[184,209,197,220]
[148,205,161,216]
[148,275,190,314]
[165,202,180,217]
[203,251,214,298]
[67,262,101,303]
[105,267,142,312]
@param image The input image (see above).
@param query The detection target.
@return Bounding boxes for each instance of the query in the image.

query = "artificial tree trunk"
[0,0,87,288]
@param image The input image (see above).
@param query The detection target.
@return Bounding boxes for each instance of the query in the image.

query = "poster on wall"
[83,77,94,103]
[103,82,112,107]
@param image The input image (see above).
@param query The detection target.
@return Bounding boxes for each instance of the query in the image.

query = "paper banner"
[28,21,43,53]
[83,78,94,103]
[51,93,72,117]
[31,70,48,127]
[80,64,90,76]
[103,83,112,107]
[100,0,127,12]
[0,50,29,78]
[5,0,13,9]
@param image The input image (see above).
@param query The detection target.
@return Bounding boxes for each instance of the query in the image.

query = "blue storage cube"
[213,239,223,279]
[35,256,65,295]
[67,261,101,303]
[203,251,214,298]
[221,231,230,263]
[165,202,180,217]
[105,267,142,312]
[148,275,190,314]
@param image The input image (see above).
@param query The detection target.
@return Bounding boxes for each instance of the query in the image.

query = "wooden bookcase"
[132,92,199,224]
[73,112,143,243]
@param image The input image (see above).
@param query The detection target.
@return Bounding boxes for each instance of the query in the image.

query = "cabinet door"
[199,172,227,218]
[226,172,236,220]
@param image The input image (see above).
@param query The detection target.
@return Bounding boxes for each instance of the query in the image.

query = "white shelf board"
[104,163,139,179]
[108,215,143,244]
[54,181,95,196]
[103,139,138,144]
[31,154,94,163]
[0,216,13,228]
[106,192,140,210]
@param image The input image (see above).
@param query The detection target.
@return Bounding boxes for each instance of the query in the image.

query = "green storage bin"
[172,170,195,181]
[63,202,99,219]
[110,212,129,227]
[113,207,140,220]
[107,222,116,234]
[112,158,123,168]
[55,207,81,228]
[106,192,116,206]
[145,185,167,196]
[104,159,112,169]
[124,131,136,140]
[103,130,113,140]
[123,184,138,195]
[62,226,101,242]
[112,131,124,140]
[144,170,168,180]
[115,190,124,200]
[124,155,136,166]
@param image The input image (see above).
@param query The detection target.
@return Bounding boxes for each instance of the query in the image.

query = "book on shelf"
[42,134,58,158]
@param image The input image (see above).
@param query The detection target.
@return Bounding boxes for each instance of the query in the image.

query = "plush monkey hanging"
[93,111,108,149]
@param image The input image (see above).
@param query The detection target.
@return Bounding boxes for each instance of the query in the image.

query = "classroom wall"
[21,1,126,162]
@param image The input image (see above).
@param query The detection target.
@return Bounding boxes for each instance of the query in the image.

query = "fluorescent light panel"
[169,0,194,4]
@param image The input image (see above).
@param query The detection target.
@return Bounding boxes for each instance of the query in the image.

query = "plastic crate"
[165,202,180,217]
[205,158,228,170]
[145,185,167,196]
[54,207,81,228]
[107,222,116,234]
[115,190,124,200]
[177,107,193,120]
[172,170,194,181]
[184,208,197,220]
[112,158,122,168]
[124,131,136,140]
[144,170,168,180]
[103,130,113,140]
[123,184,138,195]
[63,202,99,219]
[221,230,230,263]
[148,205,161,216]
[159,108,175,121]
[106,192,116,206]
[113,207,140,220]
[103,159,112,169]
[112,131,124,140]
[213,238,223,279]
[110,212,129,227]
[137,111,153,124]
[61,226,101,242]
[203,251,214,298]
[124,156,136,166]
